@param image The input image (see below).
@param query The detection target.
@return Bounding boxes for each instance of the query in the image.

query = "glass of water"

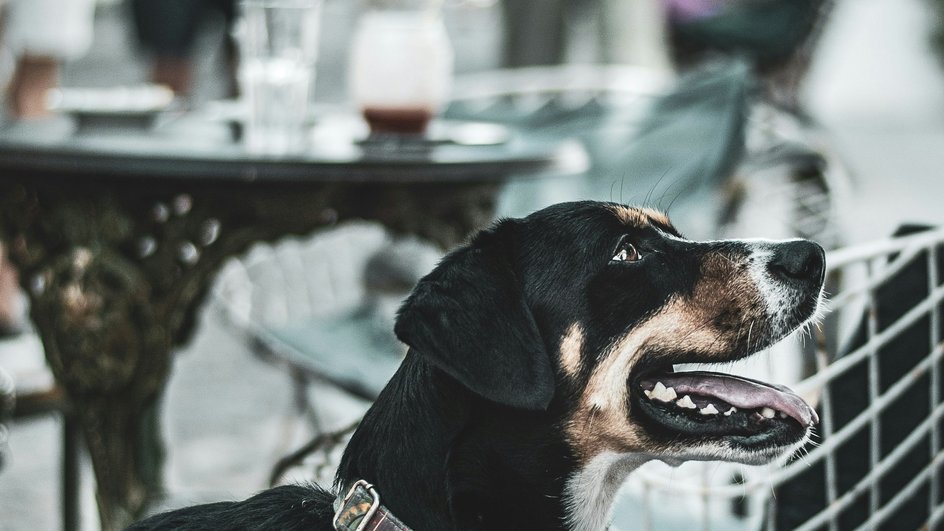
[237,0,321,154]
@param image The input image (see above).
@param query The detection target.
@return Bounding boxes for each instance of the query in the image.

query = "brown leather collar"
[333,480,411,531]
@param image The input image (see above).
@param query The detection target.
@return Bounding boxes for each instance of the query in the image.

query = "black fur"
[126,485,335,531]
[393,219,556,411]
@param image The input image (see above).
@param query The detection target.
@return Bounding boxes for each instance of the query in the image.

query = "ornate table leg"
[1,184,242,529]
[0,179,499,530]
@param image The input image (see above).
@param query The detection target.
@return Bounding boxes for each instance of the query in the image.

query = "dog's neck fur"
[563,452,652,531]
[336,351,579,530]
[336,353,462,528]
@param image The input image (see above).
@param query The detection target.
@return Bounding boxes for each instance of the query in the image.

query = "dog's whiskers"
[747,320,756,355]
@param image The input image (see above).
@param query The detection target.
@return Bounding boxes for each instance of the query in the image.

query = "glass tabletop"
[0,104,588,184]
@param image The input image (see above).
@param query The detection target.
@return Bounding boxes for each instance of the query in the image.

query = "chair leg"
[62,412,80,531]
[291,369,321,435]
[268,419,360,487]
[275,369,319,461]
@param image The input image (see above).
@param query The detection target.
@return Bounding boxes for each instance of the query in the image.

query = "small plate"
[47,85,177,130]
[446,122,510,146]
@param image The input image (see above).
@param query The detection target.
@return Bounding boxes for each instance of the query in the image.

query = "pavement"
[2,0,944,529]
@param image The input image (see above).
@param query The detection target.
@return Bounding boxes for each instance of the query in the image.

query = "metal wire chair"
[211,223,440,483]
[617,227,944,531]
[211,224,394,438]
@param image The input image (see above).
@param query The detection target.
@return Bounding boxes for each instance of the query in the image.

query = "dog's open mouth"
[633,362,817,452]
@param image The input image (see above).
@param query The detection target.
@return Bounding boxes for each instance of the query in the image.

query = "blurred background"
[1,0,944,529]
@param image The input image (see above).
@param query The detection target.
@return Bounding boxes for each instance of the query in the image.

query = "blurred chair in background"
[213,224,441,484]
[446,61,751,234]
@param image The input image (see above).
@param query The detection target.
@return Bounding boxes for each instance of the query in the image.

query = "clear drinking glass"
[237,0,321,154]
[349,0,453,135]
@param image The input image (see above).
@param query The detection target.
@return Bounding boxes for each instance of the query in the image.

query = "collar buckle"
[333,479,381,531]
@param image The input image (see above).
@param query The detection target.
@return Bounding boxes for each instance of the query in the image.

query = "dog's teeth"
[724,407,737,416]
[676,395,697,409]
[644,390,652,398]
[760,407,776,419]
[778,412,788,419]
[699,404,719,415]
[649,382,677,402]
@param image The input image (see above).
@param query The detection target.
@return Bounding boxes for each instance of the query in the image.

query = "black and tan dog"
[130,201,825,530]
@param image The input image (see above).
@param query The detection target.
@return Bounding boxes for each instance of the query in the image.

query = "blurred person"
[1,0,96,118]
[131,0,238,99]
[501,0,576,67]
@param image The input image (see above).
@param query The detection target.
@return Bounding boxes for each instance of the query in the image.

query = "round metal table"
[0,109,586,530]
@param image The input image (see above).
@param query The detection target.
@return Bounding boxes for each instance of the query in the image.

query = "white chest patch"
[563,452,650,531]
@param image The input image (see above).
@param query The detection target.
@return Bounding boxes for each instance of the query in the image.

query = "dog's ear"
[394,221,555,411]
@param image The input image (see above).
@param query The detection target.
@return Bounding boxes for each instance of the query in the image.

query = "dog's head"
[395,201,824,469]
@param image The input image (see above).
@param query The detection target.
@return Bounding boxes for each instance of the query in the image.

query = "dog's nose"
[768,240,826,286]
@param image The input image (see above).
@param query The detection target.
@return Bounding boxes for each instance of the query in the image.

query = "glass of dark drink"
[361,107,434,135]
[349,0,453,136]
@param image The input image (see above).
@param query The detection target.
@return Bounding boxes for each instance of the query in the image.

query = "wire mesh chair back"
[211,223,390,353]
[620,227,944,531]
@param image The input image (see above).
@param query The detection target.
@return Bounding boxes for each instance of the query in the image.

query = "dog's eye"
[612,243,641,262]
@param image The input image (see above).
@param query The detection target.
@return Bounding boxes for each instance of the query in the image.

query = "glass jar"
[349,0,453,135]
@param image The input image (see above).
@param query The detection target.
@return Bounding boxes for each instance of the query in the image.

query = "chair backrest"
[212,222,390,334]
[448,61,755,238]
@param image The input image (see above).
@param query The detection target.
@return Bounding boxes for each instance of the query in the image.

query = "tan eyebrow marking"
[610,206,673,231]
[640,208,671,229]
[611,205,647,227]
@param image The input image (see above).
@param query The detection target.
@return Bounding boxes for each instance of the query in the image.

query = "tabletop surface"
[0,105,588,184]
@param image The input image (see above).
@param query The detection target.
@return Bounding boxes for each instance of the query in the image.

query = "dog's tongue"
[650,371,818,427]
